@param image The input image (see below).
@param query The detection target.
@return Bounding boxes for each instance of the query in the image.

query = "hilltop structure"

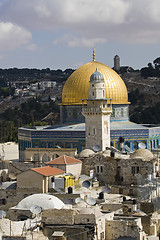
[114,55,120,71]
[18,50,160,161]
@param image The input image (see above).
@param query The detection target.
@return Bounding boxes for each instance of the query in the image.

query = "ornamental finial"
[93,48,95,61]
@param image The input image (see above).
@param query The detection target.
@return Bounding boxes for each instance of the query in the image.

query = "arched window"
[157,139,159,148]
[133,141,138,150]
[153,140,156,149]
[42,154,50,162]
[52,154,59,160]
[125,141,130,148]
[110,141,114,147]
[33,154,39,162]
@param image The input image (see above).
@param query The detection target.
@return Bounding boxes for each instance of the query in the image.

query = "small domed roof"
[17,194,65,210]
[130,149,153,161]
[79,149,95,158]
[90,69,104,83]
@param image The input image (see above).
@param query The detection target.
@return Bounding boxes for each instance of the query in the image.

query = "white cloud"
[26,44,37,51]
[0,0,160,45]
[53,34,107,47]
[0,21,32,51]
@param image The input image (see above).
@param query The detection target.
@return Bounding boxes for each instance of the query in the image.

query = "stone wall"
[105,217,146,240]
[80,154,117,185]
[17,170,44,191]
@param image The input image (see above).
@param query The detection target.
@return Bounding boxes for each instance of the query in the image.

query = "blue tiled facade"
[18,120,160,161]
[60,104,129,124]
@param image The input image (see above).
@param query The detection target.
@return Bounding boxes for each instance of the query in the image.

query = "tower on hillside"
[82,69,112,151]
[114,55,120,71]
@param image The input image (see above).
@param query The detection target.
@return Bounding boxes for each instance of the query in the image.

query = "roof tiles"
[31,166,65,176]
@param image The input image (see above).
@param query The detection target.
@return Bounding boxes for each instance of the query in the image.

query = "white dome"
[17,194,65,210]
[130,149,153,161]
[79,149,95,158]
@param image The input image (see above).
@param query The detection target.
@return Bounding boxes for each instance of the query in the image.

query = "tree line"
[0,97,59,142]
[141,57,160,78]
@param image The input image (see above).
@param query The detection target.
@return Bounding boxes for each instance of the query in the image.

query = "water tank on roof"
[98,192,104,200]
[68,187,73,194]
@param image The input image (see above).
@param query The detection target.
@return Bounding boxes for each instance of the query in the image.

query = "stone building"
[17,166,65,194]
[80,148,159,200]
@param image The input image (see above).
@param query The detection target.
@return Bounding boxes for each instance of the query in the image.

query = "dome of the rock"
[62,61,129,105]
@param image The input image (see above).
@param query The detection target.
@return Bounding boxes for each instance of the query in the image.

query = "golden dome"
[62,61,129,105]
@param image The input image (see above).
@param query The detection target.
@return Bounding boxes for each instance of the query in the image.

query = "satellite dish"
[64,173,73,176]
[102,186,111,194]
[86,197,96,206]
[55,145,61,149]
[30,205,42,215]
[82,180,91,189]
[138,142,146,149]
[0,210,6,219]
[75,197,85,204]
[92,145,101,152]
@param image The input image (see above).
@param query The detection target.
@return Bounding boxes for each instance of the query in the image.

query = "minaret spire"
[93,48,95,61]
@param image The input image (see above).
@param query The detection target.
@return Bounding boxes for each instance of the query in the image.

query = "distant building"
[114,55,120,71]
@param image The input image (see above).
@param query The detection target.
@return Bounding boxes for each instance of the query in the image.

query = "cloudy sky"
[0,0,160,70]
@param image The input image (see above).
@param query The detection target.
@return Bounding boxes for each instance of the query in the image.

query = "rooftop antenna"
[93,48,95,61]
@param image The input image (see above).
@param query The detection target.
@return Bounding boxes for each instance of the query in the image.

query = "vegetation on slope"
[0,97,59,142]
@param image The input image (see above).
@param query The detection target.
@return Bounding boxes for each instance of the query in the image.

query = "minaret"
[82,66,112,151]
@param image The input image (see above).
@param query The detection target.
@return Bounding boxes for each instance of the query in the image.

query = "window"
[132,166,140,174]
[125,141,130,148]
[131,166,135,174]
[121,108,124,117]
[100,232,104,240]
[73,109,77,119]
[92,91,94,96]
[96,165,104,173]
[51,177,55,182]
[133,141,138,150]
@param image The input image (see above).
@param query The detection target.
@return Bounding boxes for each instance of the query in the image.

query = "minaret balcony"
[82,106,112,114]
